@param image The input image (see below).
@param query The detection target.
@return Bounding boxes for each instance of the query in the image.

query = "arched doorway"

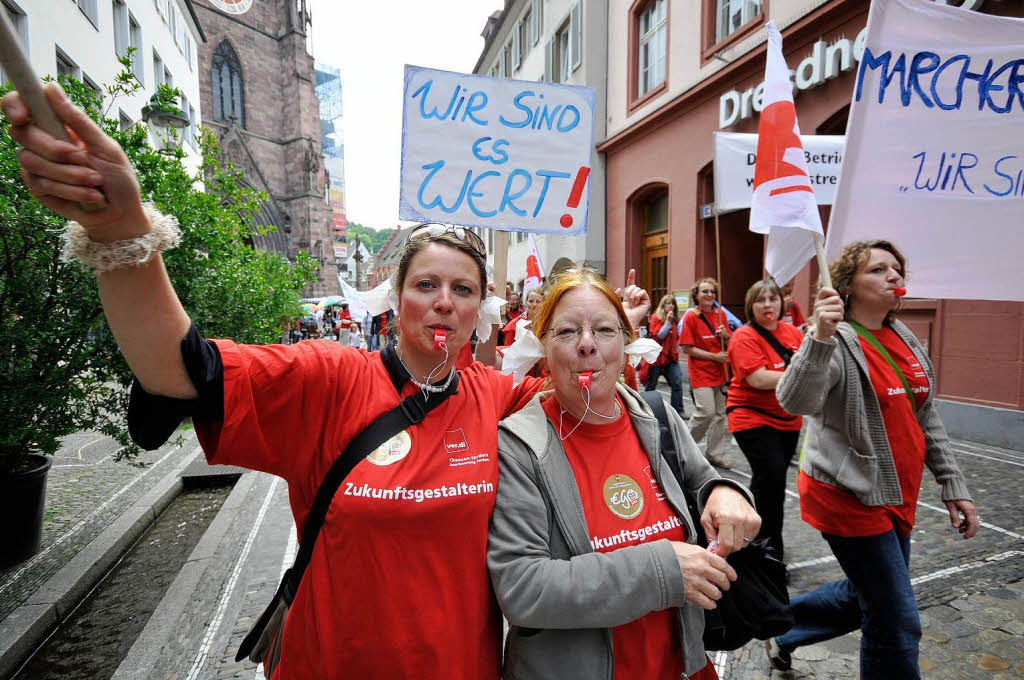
[627,183,670,306]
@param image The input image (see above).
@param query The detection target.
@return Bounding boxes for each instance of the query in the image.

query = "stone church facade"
[194,0,338,296]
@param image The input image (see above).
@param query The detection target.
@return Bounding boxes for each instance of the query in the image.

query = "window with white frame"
[556,21,570,83]
[181,93,193,147]
[188,103,197,148]
[153,50,164,87]
[119,110,133,131]
[164,67,173,89]
[76,0,99,28]
[129,14,144,82]
[520,11,530,63]
[512,21,521,72]
[83,73,102,101]
[530,0,542,46]
[0,2,28,85]
[715,0,761,43]
[170,4,180,49]
[184,31,193,70]
[113,1,129,58]
[638,0,667,97]
[56,48,77,79]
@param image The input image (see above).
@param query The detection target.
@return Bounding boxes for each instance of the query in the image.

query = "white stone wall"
[2,0,204,172]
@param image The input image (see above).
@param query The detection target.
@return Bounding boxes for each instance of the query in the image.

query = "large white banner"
[826,0,1024,301]
[399,65,595,235]
[714,132,845,213]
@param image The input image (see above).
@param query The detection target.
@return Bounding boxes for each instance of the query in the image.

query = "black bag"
[638,390,793,651]
[235,344,460,676]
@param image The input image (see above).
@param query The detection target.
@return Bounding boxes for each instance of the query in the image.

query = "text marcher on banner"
[399,65,595,235]
[826,0,1024,302]
[748,21,825,288]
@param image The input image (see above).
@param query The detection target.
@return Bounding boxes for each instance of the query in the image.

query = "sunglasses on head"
[409,223,487,258]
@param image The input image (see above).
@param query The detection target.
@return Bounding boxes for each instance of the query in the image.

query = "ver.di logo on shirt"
[443,428,470,454]
[603,474,644,520]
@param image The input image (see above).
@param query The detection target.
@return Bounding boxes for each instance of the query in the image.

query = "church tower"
[195,0,338,296]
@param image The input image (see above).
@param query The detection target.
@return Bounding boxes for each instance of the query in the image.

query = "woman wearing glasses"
[488,267,760,680]
[1,86,654,678]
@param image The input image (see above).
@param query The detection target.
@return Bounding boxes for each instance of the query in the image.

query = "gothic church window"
[212,41,245,127]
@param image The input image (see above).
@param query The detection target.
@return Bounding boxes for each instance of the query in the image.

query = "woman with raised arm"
[488,267,760,680]
[645,294,685,416]
[2,84,653,679]
[765,241,979,679]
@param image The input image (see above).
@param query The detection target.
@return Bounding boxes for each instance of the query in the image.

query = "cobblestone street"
[704,421,1024,679]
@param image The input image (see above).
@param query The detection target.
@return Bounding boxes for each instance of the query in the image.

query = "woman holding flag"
[767,241,978,679]
[0,84,659,678]
[680,277,732,468]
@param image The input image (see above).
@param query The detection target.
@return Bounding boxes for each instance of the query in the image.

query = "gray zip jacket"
[487,383,755,680]
[776,320,971,506]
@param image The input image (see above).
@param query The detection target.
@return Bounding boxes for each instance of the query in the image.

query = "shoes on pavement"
[709,458,733,469]
[765,639,792,671]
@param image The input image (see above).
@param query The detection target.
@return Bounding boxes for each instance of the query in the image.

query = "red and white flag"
[749,21,824,287]
[524,233,544,292]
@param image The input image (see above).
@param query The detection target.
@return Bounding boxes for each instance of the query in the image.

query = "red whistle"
[433,329,447,350]
[578,371,593,390]
[893,287,907,297]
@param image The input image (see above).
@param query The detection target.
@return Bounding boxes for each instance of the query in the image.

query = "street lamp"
[141,91,189,153]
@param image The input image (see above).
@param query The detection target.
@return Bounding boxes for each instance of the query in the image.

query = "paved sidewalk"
[0,429,199,677]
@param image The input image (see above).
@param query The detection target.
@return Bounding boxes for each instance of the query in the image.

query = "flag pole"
[714,206,724,303]
[0,10,105,210]
[814,234,832,289]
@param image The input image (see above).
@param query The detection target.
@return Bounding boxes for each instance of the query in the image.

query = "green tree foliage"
[345,222,393,253]
[0,61,318,467]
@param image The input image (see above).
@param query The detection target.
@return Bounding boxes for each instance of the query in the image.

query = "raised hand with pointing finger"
[2,83,149,240]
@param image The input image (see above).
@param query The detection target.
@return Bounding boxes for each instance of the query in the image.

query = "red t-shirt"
[781,300,805,328]
[540,397,717,680]
[196,340,541,679]
[726,323,804,433]
[648,312,680,364]
[799,326,929,537]
[334,309,353,330]
[680,308,729,388]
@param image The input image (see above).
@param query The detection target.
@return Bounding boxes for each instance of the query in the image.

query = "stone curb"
[0,440,202,680]
[110,471,261,680]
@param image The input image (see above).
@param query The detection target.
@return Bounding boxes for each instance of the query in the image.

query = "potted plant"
[0,63,317,568]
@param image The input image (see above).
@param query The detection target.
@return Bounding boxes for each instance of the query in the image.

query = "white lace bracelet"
[60,202,182,273]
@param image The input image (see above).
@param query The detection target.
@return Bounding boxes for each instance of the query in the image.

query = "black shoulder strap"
[236,343,459,661]
[638,391,706,545]
[696,310,717,336]
[748,322,793,367]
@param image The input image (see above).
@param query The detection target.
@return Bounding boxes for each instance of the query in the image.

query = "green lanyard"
[847,320,919,414]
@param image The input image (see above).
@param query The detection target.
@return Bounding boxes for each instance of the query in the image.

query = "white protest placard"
[713,132,846,213]
[826,0,1024,302]
[400,65,595,235]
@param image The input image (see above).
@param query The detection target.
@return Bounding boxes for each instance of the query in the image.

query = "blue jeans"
[776,529,921,679]
[645,360,684,413]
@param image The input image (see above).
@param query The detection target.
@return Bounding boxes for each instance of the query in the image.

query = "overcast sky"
[309,0,504,230]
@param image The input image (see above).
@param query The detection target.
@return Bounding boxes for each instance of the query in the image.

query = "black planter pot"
[0,453,52,569]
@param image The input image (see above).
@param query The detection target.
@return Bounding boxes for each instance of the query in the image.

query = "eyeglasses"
[409,223,487,258]
[544,322,625,344]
